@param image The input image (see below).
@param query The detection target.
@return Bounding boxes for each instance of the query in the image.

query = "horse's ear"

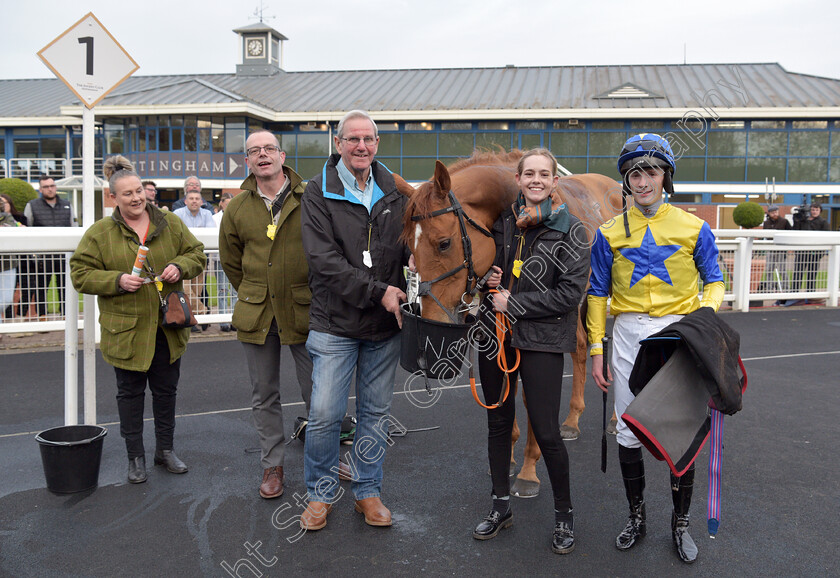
[433,160,451,197]
[393,173,414,198]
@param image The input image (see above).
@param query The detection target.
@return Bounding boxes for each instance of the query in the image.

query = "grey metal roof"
[2,63,839,119]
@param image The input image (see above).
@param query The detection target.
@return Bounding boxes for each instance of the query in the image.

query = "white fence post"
[828,245,840,308]
[63,253,79,426]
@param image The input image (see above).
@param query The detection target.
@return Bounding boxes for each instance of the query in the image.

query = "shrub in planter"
[732,202,765,229]
[0,178,38,213]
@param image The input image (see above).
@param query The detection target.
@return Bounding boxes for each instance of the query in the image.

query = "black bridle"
[411,190,495,323]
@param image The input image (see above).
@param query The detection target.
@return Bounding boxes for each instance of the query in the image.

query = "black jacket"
[628,306,744,415]
[794,215,830,231]
[301,154,409,341]
[763,216,792,231]
[481,208,589,353]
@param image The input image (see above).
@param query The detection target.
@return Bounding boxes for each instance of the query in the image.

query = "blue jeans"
[304,330,400,502]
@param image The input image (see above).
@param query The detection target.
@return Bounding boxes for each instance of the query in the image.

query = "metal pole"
[82,106,97,425]
[64,253,78,426]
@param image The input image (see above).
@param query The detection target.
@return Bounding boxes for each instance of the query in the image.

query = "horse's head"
[402,160,510,324]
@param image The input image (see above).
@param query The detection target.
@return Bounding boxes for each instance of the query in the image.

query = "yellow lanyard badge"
[512,235,525,278]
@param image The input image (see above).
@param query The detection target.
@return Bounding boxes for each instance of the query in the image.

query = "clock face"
[247,38,264,57]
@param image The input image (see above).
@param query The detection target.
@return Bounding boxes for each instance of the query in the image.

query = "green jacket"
[219,168,310,345]
[70,204,206,371]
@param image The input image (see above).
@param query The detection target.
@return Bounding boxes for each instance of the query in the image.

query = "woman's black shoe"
[473,509,513,540]
[551,521,575,554]
[128,456,147,484]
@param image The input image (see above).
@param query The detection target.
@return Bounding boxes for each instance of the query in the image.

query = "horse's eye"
[438,239,452,252]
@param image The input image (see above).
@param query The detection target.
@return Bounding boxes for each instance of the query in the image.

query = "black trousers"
[113,328,181,458]
[479,344,572,512]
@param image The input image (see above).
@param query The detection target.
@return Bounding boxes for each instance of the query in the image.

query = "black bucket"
[400,302,475,379]
[35,425,107,494]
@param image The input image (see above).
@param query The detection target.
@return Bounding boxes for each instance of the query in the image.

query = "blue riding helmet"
[618,133,677,176]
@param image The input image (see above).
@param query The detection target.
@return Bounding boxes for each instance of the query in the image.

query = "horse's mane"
[401,149,524,244]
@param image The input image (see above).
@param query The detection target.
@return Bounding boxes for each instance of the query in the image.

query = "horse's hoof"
[607,420,618,436]
[560,425,580,441]
[511,478,540,498]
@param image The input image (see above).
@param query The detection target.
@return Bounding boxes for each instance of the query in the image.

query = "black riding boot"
[671,465,698,564]
[616,454,646,550]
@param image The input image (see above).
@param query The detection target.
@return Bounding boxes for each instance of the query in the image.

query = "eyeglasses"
[340,136,377,146]
[246,145,281,157]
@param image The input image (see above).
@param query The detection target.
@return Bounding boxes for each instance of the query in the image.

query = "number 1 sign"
[38,12,139,109]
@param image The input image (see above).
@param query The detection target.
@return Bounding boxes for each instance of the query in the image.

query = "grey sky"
[2,0,839,80]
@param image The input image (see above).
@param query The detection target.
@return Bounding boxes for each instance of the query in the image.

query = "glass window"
[300,122,329,132]
[747,158,786,182]
[106,130,124,154]
[832,134,840,157]
[297,133,329,157]
[630,121,664,130]
[137,128,147,152]
[225,127,246,154]
[589,132,626,156]
[402,158,436,180]
[550,132,587,157]
[40,138,65,158]
[403,133,436,156]
[706,158,745,181]
[710,121,745,129]
[587,157,616,175]
[830,159,840,182]
[296,158,323,180]
[158,128,171,152]
[475,132,511,150]
[478,122,509,131]
[555,158,587,174]
[170,116,183,126]
[666,132,706,157]
[441,122,471,131]
[439,132,473,156]
[749,132,787,156]
[198,128,211,151]
[789,131,828,156]
[517,122,545,130]
[792,121,828,129]
[266,122,294,132]
[14,140,38,157]
[553,121,584,130]
[211,122,224,153]
[377,122,399,132]
[591,121,624,129]
[788,158,828,181]
[184,128,197,152]
[678,158,706,181]
[377,133,401,156]
[171,128,183,150]
[751,120,785,129]
[519,134,542,150]
[707,131,746,156]
[280,134,296,156]
[405,122,434,131]
[377,158,401,174]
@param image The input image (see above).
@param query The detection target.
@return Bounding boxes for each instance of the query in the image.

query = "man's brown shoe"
[259,466,284,499]
[300,501,332,531]
[354,497,392,527]
[338,459,352,482]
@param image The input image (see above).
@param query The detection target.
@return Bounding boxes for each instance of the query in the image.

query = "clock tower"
[233,23,287,76]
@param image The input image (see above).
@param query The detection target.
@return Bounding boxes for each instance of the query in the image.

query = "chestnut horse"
[397,150,619,496]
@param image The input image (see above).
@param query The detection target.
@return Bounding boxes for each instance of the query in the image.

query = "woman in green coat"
[70,156,206,484]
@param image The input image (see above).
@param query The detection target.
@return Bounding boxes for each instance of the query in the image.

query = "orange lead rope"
[470,289,521,409]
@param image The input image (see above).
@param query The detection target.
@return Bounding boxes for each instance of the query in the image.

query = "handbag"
[158,289,197,328]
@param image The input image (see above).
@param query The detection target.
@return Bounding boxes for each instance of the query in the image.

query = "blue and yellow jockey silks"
[586,204,724,355]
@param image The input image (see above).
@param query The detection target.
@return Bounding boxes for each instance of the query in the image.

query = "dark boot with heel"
[671,465,698,564]
[616,458,646,550]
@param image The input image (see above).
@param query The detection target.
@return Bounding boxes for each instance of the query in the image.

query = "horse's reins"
[410,190,494,324]
[468,289,520,409]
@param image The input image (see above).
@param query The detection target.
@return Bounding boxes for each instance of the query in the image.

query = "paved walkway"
[1,308,838,576]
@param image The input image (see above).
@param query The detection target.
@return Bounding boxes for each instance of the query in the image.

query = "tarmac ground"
[1,307,838,577]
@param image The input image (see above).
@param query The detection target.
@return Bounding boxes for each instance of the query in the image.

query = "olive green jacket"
[70,204,207,371]
[219,168,310,345]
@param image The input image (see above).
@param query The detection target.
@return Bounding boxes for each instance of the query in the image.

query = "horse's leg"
[511,389,541,498]
[509,414,519,477]
[561,317,587,440]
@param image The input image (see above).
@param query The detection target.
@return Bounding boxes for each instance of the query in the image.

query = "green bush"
[0,178,38,213]
[732,202,765,229]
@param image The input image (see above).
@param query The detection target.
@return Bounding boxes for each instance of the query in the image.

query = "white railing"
[0,158,6,179]
[4,157,105,181]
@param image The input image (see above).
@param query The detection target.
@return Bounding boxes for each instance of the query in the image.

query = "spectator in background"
[792,202,830,302]
[174,190,214,332]
[1,194,27,225]
[0,196,18,324]
[24,176,77,319]
[213,192,235,332]
[761,205,792,298]
[171,176,214,213]
[2,193,29,320]
[143,181,159,207]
